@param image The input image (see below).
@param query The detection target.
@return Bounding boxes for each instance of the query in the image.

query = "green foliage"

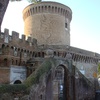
[24,59,52,87]
[0,84,27,93]
[0,58,55,94]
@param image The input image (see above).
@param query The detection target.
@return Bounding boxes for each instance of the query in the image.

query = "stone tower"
[23,1,72,45]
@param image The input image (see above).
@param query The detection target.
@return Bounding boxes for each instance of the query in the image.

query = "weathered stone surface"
[0,93,13,100]
[20,95,29,100]
[23,2,72,45]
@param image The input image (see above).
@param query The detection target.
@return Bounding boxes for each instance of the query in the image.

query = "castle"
[0,1,100,99]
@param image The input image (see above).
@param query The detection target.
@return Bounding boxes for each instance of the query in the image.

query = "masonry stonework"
[0,1,100,100]
[23,2,72,45]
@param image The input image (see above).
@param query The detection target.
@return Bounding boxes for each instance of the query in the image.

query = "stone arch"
[41,6,43,12]
[72,53,74,60]
[65,10,67,17]
[61,8,63,15]
[17,48,21,56]
[55,64,69,100]
[12,59,14,65]
[46,64,69,100]
[32,7,34,14]
[63,9,65,16]
[54,51,56,56]
[58,7,60,13]
[27,50,30,57]
[48,5,51,12]
[52,6,54,12]
[30,8,32,15]
[38,6,40,12]
[45,6,47,11]
[14,80,22,84]
[6,45,9,48]
[2,44,5,48]
[55,6,57,13]
[10,46,14,50]
[15,60,17,65]
[2,44,5,54]
[42,52,45,58]
[35,7,37,13]
[4,58,8,66]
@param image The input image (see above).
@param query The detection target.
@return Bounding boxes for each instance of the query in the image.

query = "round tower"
[23,1,72,45]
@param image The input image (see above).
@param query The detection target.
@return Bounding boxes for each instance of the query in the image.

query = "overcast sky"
[1,0,100,54]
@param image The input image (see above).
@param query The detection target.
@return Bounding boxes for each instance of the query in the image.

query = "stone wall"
[73,62,97,81]
[0,29,36,84]
[0,67,10,83]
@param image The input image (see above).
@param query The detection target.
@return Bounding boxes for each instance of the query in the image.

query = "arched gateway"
[46,64,70,100]
[28,58,75,100]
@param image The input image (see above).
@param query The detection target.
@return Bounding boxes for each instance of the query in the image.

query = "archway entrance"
[45,64,69,100]
[14,80,22,84]
[55,65,69,100]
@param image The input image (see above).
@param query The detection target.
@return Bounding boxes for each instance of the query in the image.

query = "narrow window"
[4,58,7,66]
[65,23,67,28]
[16,60,17,65]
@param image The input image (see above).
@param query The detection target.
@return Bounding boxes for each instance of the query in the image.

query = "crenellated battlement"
[23,1,72,21]
[0,28,37,46]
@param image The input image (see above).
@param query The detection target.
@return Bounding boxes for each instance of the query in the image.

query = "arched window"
[12,59,14,65]
[42,52,44,57]
[2,44,5,49]
[16,60,17,65]
[4,58,7,66]
[65,23,67,28]
[54,51,56,56]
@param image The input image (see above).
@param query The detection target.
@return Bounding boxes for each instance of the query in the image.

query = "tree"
[27,0,42,3]
[0,0,42,32]
[0,0,9,32]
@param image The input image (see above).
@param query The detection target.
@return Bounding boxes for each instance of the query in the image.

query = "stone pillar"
[52,81,59,100]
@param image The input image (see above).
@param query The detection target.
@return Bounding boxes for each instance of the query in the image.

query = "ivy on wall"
[0,58,54,93]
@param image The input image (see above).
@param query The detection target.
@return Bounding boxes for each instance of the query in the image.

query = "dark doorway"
[56,65,69,100]
[14,80,22,84]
